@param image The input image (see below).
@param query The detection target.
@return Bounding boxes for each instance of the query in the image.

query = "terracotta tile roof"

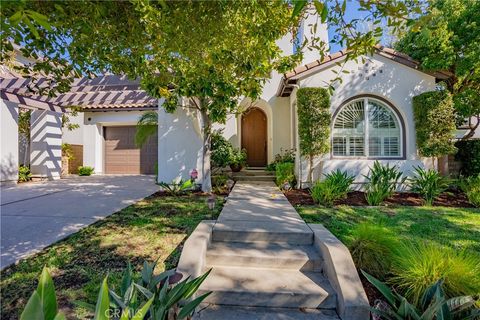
[278,45,452,97]
[81,101,158,110]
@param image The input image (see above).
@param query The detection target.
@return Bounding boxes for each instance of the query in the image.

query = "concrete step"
[212,221,313,245]
[206,242,322,271]
[232,170,275,176]
[199,267,337,309]
[194,304,341,320]
[233,175,276,182]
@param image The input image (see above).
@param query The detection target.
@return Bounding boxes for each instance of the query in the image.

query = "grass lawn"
[0,193,224,320]
[297,205,480,252]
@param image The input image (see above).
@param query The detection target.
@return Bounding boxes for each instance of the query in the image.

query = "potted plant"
[229,148,247,172]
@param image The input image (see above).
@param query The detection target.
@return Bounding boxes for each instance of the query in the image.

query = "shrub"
[212,174,229,194]
[22,263,211,320]
[348,223,401,279]
[211,130,232,168]
[18,165,32,182]
[228,148,247,168]
[390,242,480,306]
[409,166,448,206]
[276,162,295,189]
[412,90,457,157]
[297,87,330,182]
[459,174,480,207]
[159,179,194,195]
[363,271,480,320]
[310,169,355,206]
[266,148,295,172]
[455,139,480,177]
[77,166,94,176]
[364,161,405,206]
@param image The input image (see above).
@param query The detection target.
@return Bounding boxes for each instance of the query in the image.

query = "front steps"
[199,267,337,309]
[231,168,275,182]
[177,182,370,320]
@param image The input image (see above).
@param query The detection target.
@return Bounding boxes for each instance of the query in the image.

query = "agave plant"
[362,270,480,320]
[310,169,355,206]
[158,179,194,195]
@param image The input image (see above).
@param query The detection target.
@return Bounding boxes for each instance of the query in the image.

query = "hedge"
[455,140,480,177]
[412,90,457,157]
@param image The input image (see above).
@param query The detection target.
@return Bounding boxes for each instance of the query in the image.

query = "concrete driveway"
[0,175,159,269]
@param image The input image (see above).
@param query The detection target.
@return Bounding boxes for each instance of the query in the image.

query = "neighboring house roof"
[0,74,157,112]
[277,45,452,97]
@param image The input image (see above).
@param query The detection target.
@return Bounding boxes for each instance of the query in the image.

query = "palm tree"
[135,111,158,147]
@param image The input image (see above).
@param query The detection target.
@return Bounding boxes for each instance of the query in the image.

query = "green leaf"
[20,291,45,320]
[53,313,66,320]
[183,269,211,299]
[23,16,39,39]
[131,297,154,320]
[321,5,328,23]
[133,283,154,300]
[72,300,96,312]
[292,0,307,19]
[94,277,110,320]
[177,292,212,319]
[341,0,347,13]
[9,11,24,25]
[37,266,58,320]
[361,270,397,307]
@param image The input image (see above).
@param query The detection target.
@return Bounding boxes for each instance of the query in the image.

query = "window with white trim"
[332,98,402,158]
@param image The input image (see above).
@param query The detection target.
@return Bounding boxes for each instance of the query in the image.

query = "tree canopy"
[1,0,426,190]
[396,0,480,137]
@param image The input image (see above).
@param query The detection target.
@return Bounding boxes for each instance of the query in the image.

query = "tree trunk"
[308,154,314,184]
[200,109,212,193]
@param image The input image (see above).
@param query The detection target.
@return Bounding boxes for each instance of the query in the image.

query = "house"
[0,12,467,187]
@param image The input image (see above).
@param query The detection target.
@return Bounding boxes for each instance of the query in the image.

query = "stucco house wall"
[83,110,150,174]
[294,53,437,187]
[0,100,19,183]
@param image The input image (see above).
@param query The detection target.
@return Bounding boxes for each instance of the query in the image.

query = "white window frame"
[331,97,404,159]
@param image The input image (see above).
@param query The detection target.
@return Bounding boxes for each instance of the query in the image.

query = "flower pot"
[230,164,243,172]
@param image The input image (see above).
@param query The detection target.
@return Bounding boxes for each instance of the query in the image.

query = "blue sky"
[327,1,375,53]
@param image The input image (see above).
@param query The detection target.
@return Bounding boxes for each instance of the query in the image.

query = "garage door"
[104,126,157,174]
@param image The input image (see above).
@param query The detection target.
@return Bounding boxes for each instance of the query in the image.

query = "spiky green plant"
[364,161,406,206]
[310,169,355,207]
[409,167,448,206]
[390,243,480,306]
[348,223,401,279]
[363,271,480,320]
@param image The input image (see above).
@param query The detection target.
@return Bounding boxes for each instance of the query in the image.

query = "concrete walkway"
[0,175,159,269]
[193,182,339,319]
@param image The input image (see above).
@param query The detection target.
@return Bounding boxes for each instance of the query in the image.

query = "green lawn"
[0,193,224,320]
[298,205,480,252]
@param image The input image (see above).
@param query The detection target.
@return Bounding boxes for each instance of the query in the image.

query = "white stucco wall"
[82,110,149,174]
[157,104,203,184]
[0,100,19,183]
[62,113,84,145]
[295,53,437,186]
[30,110,63,180]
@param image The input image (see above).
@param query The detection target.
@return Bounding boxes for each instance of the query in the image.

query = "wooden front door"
[241,108,267,167]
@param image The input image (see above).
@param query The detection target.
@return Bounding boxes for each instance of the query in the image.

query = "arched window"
[332,97,402,158]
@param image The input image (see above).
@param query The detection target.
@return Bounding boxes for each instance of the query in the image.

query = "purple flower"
[190,169,198,180]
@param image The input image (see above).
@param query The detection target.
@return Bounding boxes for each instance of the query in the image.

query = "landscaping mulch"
[284,188,474,208]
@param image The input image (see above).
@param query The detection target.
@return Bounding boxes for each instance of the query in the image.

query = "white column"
[30,110,62,180]
[82,120,103,174]
[157,99,203,184]
[0,100,19,183]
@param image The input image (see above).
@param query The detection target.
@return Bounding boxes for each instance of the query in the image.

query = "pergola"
[0,72,157,183]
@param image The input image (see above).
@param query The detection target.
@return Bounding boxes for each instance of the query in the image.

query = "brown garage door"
[104,126,157,174]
